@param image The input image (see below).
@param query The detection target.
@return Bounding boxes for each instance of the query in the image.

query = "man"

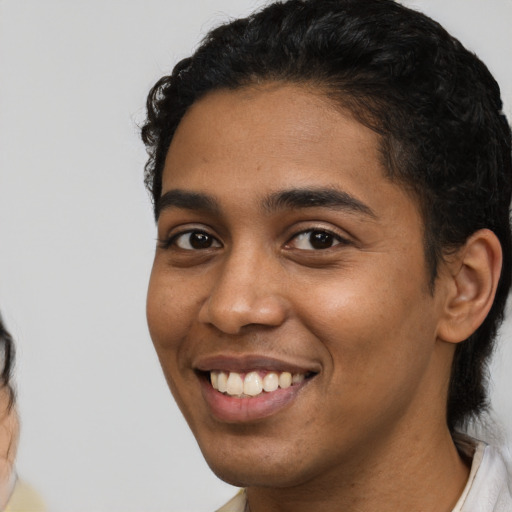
[142,1,512,510]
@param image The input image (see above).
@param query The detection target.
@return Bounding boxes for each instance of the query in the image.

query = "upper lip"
[193,354,321,374]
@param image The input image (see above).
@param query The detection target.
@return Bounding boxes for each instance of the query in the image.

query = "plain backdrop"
[0,0,511,510]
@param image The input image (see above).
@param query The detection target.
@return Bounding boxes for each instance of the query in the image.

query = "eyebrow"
[155,189,220,218]
[156,187,376,220]
[262,188,376,218]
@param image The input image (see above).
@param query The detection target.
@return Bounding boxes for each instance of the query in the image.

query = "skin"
[147,83,477,512]
[0,389,17,508]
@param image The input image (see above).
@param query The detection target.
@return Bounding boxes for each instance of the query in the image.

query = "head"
[142,0,511,446]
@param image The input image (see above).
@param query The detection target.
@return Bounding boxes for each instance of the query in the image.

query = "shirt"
[216,437,512,512]
[4,479,46,512]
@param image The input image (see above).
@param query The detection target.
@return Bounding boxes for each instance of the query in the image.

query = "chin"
[208,462,303,489]
[200,442,316,489]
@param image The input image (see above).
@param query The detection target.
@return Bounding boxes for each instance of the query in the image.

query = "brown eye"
[309,231,335,249]
[290,230,345,250]
[174,231,221,250]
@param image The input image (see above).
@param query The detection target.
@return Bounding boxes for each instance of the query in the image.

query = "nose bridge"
[199,242,287,334]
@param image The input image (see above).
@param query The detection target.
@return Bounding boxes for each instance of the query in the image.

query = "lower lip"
[200,376,310,423]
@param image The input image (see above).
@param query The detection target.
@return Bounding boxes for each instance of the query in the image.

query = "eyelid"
[285,226,352,250]
[158,225,222,250]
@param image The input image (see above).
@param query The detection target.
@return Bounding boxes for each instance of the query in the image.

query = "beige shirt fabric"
[452,437,512,512]
[216,489,246,512]
[216,437,512,512]
[4,479,46,512]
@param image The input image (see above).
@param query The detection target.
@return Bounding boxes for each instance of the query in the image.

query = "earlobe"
[437,229,502,344]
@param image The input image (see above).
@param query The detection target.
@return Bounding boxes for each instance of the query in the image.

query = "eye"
[169,230,222,250]
[288,229,347,250]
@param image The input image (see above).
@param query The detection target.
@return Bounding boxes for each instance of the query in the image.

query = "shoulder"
[4,479,46,512]
[215,489,246,512]
[456,437,512,512]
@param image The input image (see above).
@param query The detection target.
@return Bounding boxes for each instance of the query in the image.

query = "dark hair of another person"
[0,315,15,410]
[141,0,512,431]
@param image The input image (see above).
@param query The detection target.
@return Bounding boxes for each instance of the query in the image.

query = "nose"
[198,248,288,334]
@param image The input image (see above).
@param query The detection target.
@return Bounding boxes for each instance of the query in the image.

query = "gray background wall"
[0,0,511,510]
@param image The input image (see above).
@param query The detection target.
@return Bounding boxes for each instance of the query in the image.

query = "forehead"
[167,83,378,166]
[162,83,419,225]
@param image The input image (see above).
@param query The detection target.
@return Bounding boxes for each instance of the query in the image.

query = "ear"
[437,229,502,344]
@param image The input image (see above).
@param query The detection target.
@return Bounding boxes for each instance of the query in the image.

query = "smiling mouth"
[209,370,315,398]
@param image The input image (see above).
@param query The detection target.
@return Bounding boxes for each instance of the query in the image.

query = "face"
[147,84,453,488]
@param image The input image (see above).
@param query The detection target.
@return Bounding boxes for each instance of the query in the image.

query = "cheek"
[146,268,193,358]
[146,272,200,413]
[295,262,435,381]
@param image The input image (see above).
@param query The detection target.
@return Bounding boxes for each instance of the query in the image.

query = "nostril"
[198,292,287,334]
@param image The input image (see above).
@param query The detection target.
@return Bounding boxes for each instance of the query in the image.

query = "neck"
[246,425,469,512]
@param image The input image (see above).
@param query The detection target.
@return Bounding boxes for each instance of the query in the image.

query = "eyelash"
[286,228,350,251]
[159,227,350,252]
[158,229,221,251]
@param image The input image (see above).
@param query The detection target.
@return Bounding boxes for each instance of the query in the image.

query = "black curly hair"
[141,0,512,431]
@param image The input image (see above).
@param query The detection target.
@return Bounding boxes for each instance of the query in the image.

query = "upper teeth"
[210,370,306,397]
